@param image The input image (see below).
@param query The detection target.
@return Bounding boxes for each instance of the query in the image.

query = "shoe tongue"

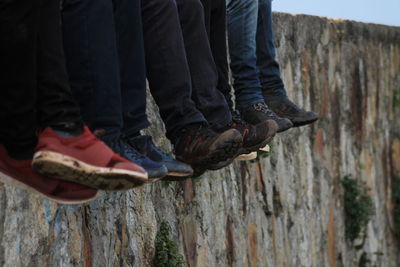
[232,113,243,123]
[187,123,204,130]
[103,136,144,160]
[127,145,147,160]
[98,134,123,152]
[133,136,165,161]
[138,135,152,144]
[173,123,205,144]
[127,135,146,149]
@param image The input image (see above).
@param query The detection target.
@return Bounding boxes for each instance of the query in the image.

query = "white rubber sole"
[166,171,193,177]
[32,151,148,191]
[259,144,270,152]
[0,170,100,205]
[236,151,257,161]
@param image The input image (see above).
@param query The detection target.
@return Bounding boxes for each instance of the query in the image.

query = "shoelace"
[231,110,242,123]
[180,124,215,148]
[230,110,246,126]
[121,141,147,161]
[252,103,278,118]
[106,137,146,161]
[136,135,171,159]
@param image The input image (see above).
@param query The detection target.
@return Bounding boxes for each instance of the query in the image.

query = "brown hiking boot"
[208,112,278,170]
[263,95,319,127]
[239,102,293,133]
[230,111,278,155]
[172,124,242,168]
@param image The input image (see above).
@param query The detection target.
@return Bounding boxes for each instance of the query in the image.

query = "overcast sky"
[272,0,400,27]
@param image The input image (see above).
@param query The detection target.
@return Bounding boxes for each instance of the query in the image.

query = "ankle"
[176,122,205,135]
[262,88,287,97]
[52,128,83,138]
[125,131,141,140]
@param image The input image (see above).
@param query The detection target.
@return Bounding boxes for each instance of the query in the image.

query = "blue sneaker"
[101,135,167,181]
[127,135,193,179]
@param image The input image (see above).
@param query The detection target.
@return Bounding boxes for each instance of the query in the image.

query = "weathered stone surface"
[0,13,399,266]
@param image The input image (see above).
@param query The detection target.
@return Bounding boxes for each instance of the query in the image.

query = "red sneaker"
[32,126,148,191]
[0,145,99,204]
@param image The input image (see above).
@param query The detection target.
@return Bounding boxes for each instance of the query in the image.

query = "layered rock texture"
[1,13,399,267]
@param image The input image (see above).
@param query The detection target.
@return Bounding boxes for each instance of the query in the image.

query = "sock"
[51,122,84,138]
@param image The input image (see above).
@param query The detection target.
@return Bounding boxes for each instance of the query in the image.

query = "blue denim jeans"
[226,0,264,108]
[61,0,149,139]
[257,0,285,96]
[226,0,286,108]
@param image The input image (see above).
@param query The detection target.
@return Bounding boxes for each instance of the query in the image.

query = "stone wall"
[0,13,399,267]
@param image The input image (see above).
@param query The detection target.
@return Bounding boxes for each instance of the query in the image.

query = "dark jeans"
[62,0,149,139]
[226,0,285,108]
[200,0,234,110]
[226,0,264,108]
[176,0,232,129]
[142,0,232,139]
[0,0,82,155]
[257,0,285,96]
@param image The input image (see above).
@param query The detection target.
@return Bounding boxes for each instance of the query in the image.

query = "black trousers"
[200,0,234,110]
[62,0,150,138]
[141,0,232,139]
[0,0,81,154]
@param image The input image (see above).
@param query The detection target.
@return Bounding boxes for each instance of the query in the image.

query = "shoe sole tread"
[32,151,147,191]
[0,170,100,204]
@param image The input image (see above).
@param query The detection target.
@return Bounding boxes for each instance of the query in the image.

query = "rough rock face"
[0,13,399,267]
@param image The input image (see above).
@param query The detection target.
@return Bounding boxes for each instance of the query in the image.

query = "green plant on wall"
[392,172,400,241]
[341,175,375,244]
[153,221,185,267]
[393,87,400,110]
[161,180,173,188]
